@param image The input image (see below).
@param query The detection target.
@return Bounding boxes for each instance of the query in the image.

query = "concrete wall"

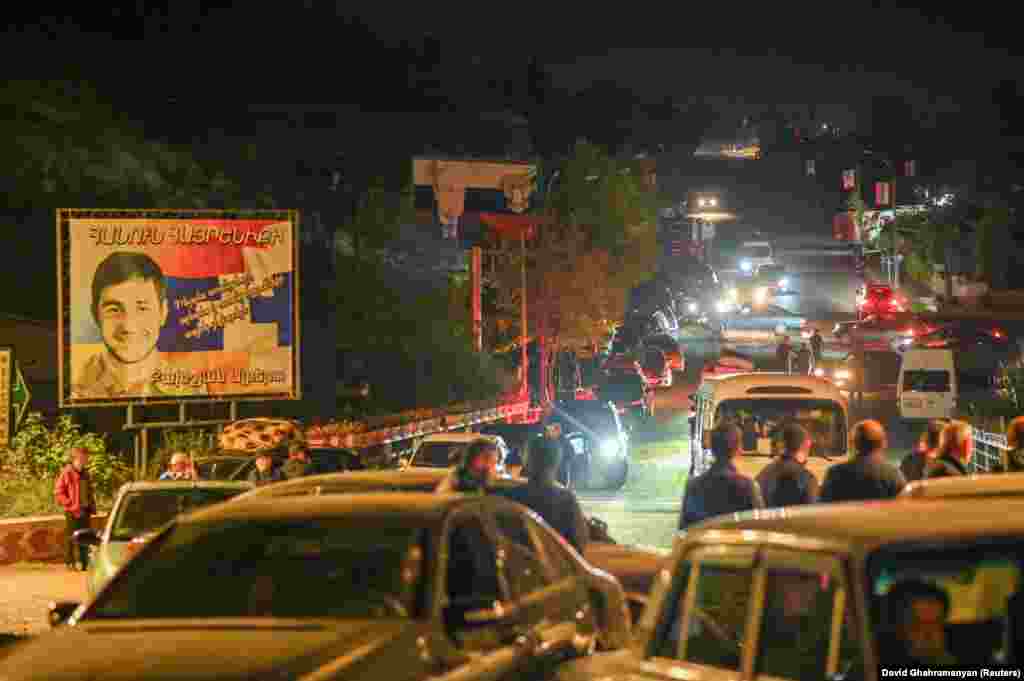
[0,514,105,565]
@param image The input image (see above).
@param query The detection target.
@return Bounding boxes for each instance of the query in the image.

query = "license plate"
[903,398,922,408]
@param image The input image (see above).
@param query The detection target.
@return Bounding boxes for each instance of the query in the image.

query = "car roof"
[185,491,487,527]
[120,480,254,493]
[421,432,500,443]
[685,495,1024,552]
[233,469,531,501]
[698,372,848,403]
[901,473,1024,499]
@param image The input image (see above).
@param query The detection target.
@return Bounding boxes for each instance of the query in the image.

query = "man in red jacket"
[54,448,96,571]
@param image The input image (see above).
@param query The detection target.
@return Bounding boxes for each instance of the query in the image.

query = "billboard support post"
[123,400,241,479]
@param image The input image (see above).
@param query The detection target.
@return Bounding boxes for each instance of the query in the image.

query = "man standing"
[498,438,589,554]
[925,420,973,478]
[900,420,945,482]
[680,423,765,529]
[756,423,819,507]
[159,452,197,480]
[281,442,315,480]
[776,335,794,373]
[878,581,958,666]
[809,328,824,365]
[247,452,282,485]
[54,448,97,571]
[436,439,500,494]
[819,420,906,502]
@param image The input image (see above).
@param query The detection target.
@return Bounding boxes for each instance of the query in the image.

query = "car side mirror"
[73,528,101,547]
[48,601,80,628]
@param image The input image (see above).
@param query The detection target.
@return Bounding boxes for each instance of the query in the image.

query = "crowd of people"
[679,415,1004,528]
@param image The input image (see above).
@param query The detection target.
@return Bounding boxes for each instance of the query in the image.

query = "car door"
[486,505,598,671]
[753,549,864,681]
[436,509,529,681]
[641,544,759,681]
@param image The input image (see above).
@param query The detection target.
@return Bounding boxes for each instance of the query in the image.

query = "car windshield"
[195,458,251,480]
[412,442,465,468]
[110,489,247,541]
[86,519,427,620]
[868,540,1024,667]
[715,398,846,456]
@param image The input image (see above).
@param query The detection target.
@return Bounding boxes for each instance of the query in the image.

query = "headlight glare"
[599,439,620,458]
[740,260,752,272]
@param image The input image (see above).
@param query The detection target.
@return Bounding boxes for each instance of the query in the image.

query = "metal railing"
[971,429,1009,473]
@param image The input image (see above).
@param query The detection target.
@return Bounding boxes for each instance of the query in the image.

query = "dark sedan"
[24,494,630,680]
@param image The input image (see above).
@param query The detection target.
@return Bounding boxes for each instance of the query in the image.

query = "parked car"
[557,494,1024,681]
[35,494,632,680]
[833,313,939,347]
[194,447,363,481]
[643,334,685,375]
[727,304,807,335]
[856,282,907,318]
[73,480,252,598]
[550,399,631,490]
[639,347,672,389]
[900,473,1024,499]
[903,320,1012,353]
[233,469,663,619]
[404,432,511,474]
[596,370,654,426]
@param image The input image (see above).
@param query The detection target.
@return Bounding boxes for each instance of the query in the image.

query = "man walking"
[756,422,819,507]
[819,420,906,502]
[680,423,765,529]
[54,447,97,571]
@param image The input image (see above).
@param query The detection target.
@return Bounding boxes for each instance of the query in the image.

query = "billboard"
[58,209,300,407]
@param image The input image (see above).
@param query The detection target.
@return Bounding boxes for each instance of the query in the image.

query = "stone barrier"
[0,514,106,565]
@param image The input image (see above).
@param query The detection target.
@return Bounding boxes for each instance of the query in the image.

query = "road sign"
[11,363,29,429]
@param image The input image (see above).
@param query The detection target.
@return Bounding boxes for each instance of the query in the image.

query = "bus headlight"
[599,438,621,458]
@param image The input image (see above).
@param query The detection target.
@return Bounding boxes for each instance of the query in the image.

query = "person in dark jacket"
[809,328,824,364]
[54,447,97,571]
[247,452,283,485]
[756,422,819,507]
[281,442,315,479]
[680,423,765,529]
[436,438,500,494]
[1006,415,1024,473]
[498,438,589,554]
[924,420,972,478]
[900,420,946,482]
[819,420,906,502]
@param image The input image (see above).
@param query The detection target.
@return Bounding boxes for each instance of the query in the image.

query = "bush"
[0,477,65,517]
[3,412,132,499]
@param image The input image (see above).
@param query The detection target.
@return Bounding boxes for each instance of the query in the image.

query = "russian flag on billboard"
[155,219,293,354]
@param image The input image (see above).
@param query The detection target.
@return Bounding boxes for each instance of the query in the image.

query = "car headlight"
[778,278,789,289]
[740,260,752,272]
[754,287,767,302]
[727,287,738,300]
[687,302,698,313]
[834,369,851,380]
[813,368,825,377]
[599,438,621,458]
[716,300,730,314]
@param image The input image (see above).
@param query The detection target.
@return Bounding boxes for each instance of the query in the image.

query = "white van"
[897,348,957,420]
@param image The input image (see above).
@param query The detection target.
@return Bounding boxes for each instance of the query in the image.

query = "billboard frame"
[57,208,301,408]
[0,346,13,448]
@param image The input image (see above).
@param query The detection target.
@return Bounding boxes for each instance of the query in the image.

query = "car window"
[491,511,550,600]
[196,459,250,480]
[110,489,247,541]
[902,370,951,392]
[413,442,465,468]
[868,541,1024,668]
[756,553,858,681]
[87,519,426,620]
[678,548,757,670]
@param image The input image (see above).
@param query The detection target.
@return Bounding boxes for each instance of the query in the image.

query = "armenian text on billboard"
[58,209,300,406]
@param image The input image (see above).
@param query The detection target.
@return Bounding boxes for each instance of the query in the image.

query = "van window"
[714,399,846,457]
[902,370,951,392]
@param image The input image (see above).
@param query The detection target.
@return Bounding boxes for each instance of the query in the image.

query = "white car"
[900,472,1024,499]
[405,432,511,473]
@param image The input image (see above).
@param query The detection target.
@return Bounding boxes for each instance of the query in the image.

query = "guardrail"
[972,429,1009,474]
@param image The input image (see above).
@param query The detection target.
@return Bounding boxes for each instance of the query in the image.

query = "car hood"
[0,618,410,680]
